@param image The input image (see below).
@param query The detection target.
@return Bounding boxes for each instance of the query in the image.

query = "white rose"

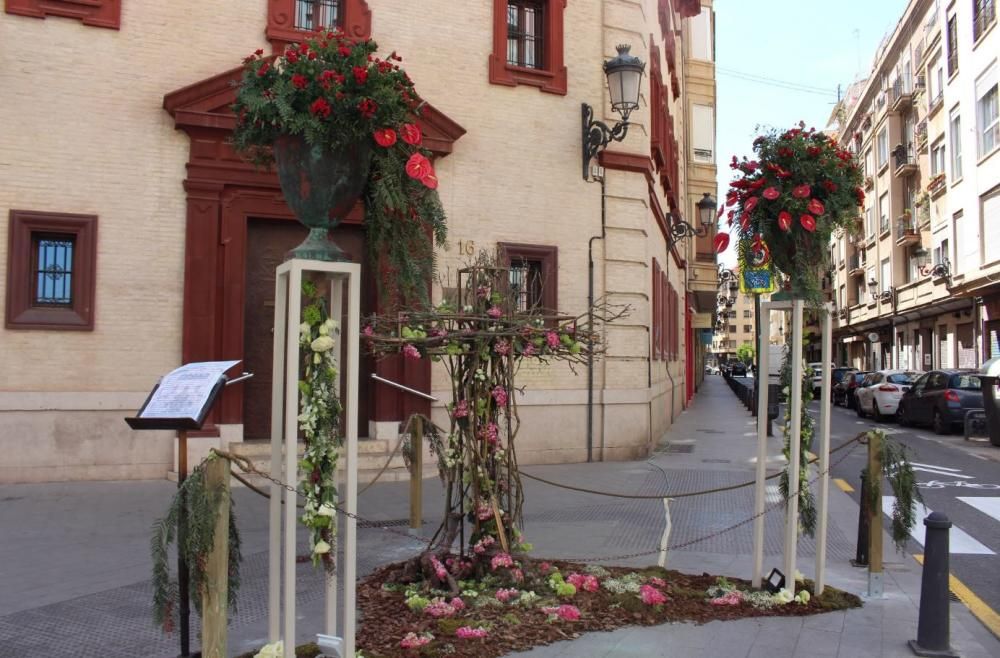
[254,641,283,658]
[299,321,311,335]
[311,335,335,352]
[794,570,804,583]
[324,318,337,330]
[313,353,321,365]
[319,323,329,336]
[317,503,335,517]
[313,540,331,555]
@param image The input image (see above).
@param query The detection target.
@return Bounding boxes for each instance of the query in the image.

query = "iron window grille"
[946,14,958,75]
[295,0,340,31]
[974,0,996,42]
[508,257,545,312]
[506,0,544,69]
[31,234,74,307]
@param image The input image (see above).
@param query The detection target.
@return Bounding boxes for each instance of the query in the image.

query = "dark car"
[828,368,856,403]
[898,369,984,434]
[730,362,748,377]
[834,370,871,409]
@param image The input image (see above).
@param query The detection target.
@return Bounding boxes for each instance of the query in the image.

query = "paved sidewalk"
[0,376,998,657]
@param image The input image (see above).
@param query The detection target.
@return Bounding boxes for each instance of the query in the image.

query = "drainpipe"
[586,174,607,463]
[664,246,677,424]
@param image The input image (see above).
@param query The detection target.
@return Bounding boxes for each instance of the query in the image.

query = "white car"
[808,362,836,396]
[855,369,922,421]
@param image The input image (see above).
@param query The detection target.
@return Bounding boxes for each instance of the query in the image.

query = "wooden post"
[177,429,191,657]
[815,306,833,595]
[867,430,884,597]
[410,415,424,531]
[201,456,231,658]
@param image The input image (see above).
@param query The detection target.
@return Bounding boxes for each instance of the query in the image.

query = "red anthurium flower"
[777,211,792,231]
[373,128,397,147]
[420,170,439,190]
[808,198,825,215]
[405,153,433,180]
[716,205,725,219]
[309,98,331,118]
[400,123,422,146]
[352,66,369,85]
[740,213,751,230]
[291,74,308,89]
[800,214,816,232]
[763,187,780,200]
[713,232,730,253]
[749,178,766,190]
[744,196,759,212]
[727,209,736,225]
[792,184,811,199]
[256,61,271,77]
[726,193,738,207]
[821,179,838,193]
[776,168,792,179]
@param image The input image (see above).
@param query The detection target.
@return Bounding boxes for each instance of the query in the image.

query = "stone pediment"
[163,66,466,156]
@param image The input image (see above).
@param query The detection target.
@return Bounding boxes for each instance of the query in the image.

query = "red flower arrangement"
[231,33,447,307]
[718,122,864,301]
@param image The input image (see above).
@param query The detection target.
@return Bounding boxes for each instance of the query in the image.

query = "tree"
[736,342,755,366]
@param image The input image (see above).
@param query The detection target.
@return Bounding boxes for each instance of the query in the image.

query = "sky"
[713,0,910,267]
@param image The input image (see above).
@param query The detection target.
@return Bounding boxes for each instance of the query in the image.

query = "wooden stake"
[868,431,884,597]
[201,456,230,658]
[410,415,424,531]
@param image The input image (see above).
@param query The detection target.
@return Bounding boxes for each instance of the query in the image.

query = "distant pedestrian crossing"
[883,495,996,555]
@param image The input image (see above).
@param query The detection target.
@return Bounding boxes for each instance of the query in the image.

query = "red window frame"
[6,210,98,330]
[266,0,371,52]
[489,0,568,95]
[652,259,662,360]
[5,0,121,29]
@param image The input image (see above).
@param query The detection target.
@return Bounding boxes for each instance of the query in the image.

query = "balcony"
[915,121,928,152]
[928,91,943,116]
[892,143,918,177]
[896,214,920,246]
[848,253,865,276]
[889,80,913,113]
[927,172,947,198]
[838,307,849,320]
[974,3,996,42]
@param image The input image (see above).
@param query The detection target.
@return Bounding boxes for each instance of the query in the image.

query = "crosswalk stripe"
[883,496,994,555]
[958,497,1000,523]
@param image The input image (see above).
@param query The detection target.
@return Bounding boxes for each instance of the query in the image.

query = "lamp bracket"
[582,102,629,180]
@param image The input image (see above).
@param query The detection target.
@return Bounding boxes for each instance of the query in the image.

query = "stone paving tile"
[802,610,846,633]
[793,627,842,656]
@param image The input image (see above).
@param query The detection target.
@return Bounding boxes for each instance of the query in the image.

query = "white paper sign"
[140,360,240,420]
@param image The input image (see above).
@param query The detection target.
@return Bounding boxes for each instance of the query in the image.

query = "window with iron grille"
[295,0,341,30]
[509,257,544,312]
[946,14,958,75]
[974,0,996,42]
[506,0,544,69]
[6,210,97,330]
[499,243,557,317]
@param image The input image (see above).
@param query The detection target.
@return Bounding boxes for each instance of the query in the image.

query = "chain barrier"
[215,430,864,564]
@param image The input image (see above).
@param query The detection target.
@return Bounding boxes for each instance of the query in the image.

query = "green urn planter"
[272,133,373,262]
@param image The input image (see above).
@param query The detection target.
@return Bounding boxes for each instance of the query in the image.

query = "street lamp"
[667,193,717,245]
[915,247,952,279]
[582,44,645,180]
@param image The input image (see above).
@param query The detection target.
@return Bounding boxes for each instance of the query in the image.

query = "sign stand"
[125,361,251,657]
[751,301,833,596]
[267,259,360,658]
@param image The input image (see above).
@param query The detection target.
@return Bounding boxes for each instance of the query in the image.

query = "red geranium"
[357,98,377,118]
[763,187,780,200]
[353,66,368,85]
[792,184,811,199]
[338,45,351,57]
[291,74,308,89]
[309,98,331,118]
[799,214,816,232]
[400,123,422,146]
[373,128,397,147]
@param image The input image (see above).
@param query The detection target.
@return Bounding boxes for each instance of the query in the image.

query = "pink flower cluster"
[472,535,496,554]
[494,339,511,356]
[399,632,432,649]
[455,626,488,639]
[491,386,509,407]
[538,562,552,574]
[522,342,536,356]
[710,591,743,606]
[476,501,493,521]
[429,555,448,582]
[402,344,420,360]
[424,597,464,618]
[487,306,502,319]
[648,576,667,588]
[639,584,667,606]
[490,552,514,571]
[541,604,581,621]
[545,331,560,348]
[483,422,499,445]
[566,572,600,593]
[452,399,469,419]
[495,588,520,602]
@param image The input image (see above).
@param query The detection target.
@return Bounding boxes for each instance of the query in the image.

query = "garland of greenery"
[231,32,447,308]
[151,456,242,631]
[863,430,922,550]
[777,334,817,536]
[298,279,343,572]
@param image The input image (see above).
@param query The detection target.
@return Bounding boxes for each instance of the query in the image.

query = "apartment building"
[0,0,717,482]
[829,0,998,371]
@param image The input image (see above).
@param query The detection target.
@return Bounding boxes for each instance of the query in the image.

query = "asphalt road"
[811,395,1000,617]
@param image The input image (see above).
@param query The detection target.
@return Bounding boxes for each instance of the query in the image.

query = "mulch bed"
[348,558,861,658]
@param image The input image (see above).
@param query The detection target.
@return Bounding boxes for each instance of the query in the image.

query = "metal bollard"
[850,473,869,567]
[909,512,958,658]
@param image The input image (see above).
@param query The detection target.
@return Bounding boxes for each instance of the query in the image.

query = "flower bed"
[339,558,861,658]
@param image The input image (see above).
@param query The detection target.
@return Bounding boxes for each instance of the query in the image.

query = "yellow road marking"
[913,554,1000,639]
[833,478,854,493]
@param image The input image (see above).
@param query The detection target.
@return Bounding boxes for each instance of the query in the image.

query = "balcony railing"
[889,80,913,112]
[893,143,918,177]
[880,217,891,235]
[974,2,996,41]
[848,253,865,275]
[927,172,947,197]
[928,91,943,114]
[915,121,928,152]
[896,214,920,246]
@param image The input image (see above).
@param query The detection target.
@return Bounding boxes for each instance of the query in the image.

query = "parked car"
[855,370,921,421]
[808,362,837,396]
[898,369,984,434]
[730,362,748,377]
[834,370,871,409]
[827,367,856,402]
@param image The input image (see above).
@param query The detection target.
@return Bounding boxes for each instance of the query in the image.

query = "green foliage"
[735,342,755,366]
[151,457,241,631]
[778,334,817,536]
[864,429,922,551]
